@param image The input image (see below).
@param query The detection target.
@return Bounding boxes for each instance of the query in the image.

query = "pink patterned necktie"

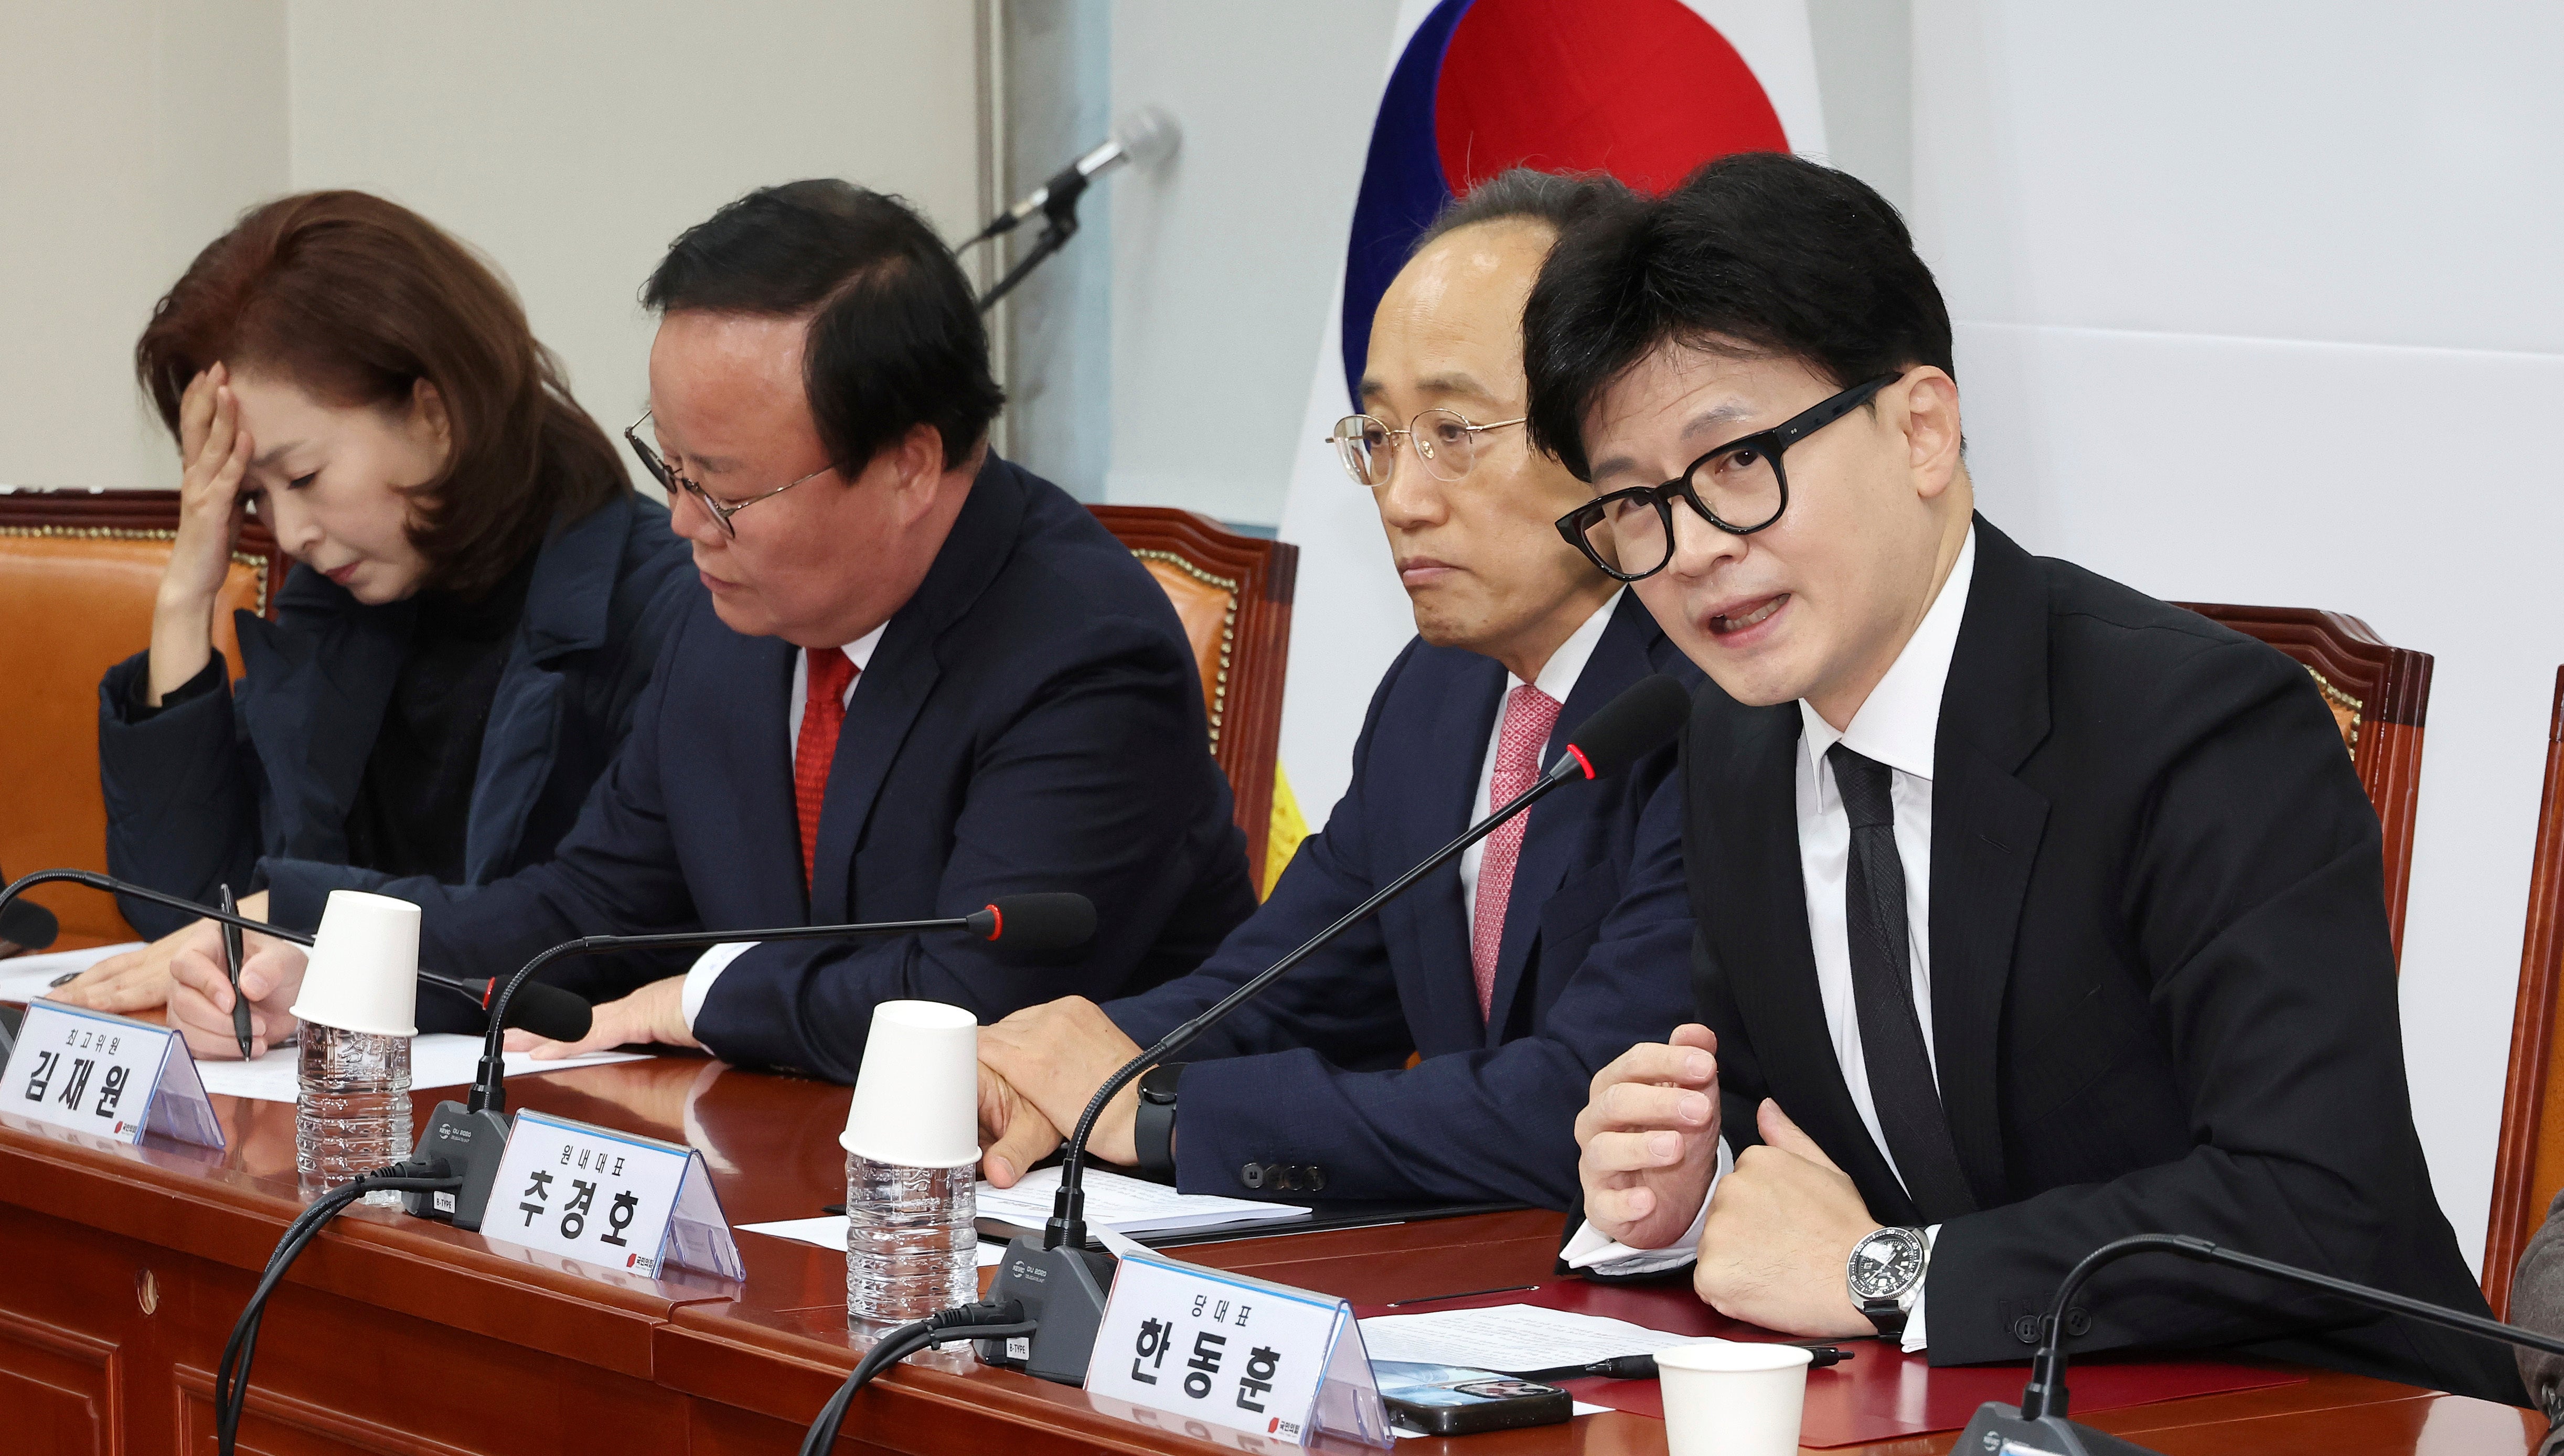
[1471,683,1562,1020]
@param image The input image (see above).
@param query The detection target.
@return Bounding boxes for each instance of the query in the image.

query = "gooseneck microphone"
[988,675,1695,1385]
[405,893,1096,1233]
[964,107,1180,247]
[967,107,1181,309]
[1957,1232,2564,1456]
[1,868,285,955]
[466,891,1096,1115]
[0,866,596,1043]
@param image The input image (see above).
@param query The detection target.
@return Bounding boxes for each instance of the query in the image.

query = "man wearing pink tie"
[973,170,1701,1211]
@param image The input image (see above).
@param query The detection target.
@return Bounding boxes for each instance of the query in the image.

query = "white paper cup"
[286,890,421,1037]
[1655,1341,1812,1456]
[838,1000,979,1168]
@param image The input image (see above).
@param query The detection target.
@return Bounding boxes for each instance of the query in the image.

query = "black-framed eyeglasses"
[1326,408,1525,487]
[623,409,831,538]
[1552,373,1899,583]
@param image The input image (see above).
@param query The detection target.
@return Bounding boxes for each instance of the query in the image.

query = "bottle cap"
[839,1000,978,1168]
[287,891,421,1037]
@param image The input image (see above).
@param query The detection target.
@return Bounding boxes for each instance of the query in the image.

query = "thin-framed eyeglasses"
[623,409,832,538]
[1552,373,1900,583]
[1326,408,1526,487]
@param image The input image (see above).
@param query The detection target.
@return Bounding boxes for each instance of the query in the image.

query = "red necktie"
[1471,683,1562,1020]
[796,647,858,894]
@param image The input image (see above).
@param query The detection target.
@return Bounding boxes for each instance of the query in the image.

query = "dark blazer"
[1682,517,2520,1404]
[1108,592,1700,1209]
[97,492,693,937]
[372,454,1259,1082]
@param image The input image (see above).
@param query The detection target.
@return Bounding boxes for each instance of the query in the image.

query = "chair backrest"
[0,489,281,948]
[1088,506,1297,891]
[2486,668,2564,1317]
[2176,602,2432,962]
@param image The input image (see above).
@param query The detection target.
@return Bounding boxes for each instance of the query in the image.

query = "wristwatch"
[1134,1063,1185,1175]
[1846,1226,1930,1340]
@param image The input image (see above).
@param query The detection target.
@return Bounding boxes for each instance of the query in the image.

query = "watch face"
[1849,1231,1925,1300]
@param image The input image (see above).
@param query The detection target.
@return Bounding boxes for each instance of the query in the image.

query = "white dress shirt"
[679,624,889,1030]
[1458,590,1623,928]
[1561,528,1977,1353]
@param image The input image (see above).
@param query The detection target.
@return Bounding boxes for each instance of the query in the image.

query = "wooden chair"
[0,489,281,949]
[2486,669,2564,1315]
[1088,506,1297,892]
[2176,603,2433,962]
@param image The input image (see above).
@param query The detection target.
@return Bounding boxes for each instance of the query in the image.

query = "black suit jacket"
[388,454,1259,1080]
[1108,593,1700,1208]
[1685,517,2519,1404]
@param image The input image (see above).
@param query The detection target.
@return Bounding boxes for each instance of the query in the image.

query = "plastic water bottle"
[845,1150,976,1325]
[296,1024,412,1207]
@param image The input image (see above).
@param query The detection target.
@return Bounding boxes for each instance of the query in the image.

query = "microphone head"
[972,893,1097,952]
[1112,106,1181,169]
[1560,675,1693,780]
[499,978,595,1044]
[0,896,58,952]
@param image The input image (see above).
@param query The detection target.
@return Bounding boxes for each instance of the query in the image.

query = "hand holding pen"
[219,884,253,1059]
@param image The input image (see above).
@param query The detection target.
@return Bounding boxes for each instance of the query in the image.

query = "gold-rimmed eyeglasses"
[623,409,832,538]
[1326,408,1525,487]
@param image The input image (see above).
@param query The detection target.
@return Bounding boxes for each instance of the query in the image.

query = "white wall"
[1912,0,2564,1273]
[1103,0,1403,527]
[288,1,984,475]
[0,0,287,489]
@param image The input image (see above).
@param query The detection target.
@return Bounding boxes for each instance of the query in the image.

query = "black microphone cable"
[214,1160,463,1455]
[796,1300,1036,1456]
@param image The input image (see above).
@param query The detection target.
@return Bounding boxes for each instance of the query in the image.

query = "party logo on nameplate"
[483,1109,743,1281]
[0,1001,225,1149]
[1087,1251,1391,1449]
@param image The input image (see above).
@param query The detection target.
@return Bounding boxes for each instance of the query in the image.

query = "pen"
[1506,1346,1853,1384]
[220,884,253,1059]
[49,971,81,988]
[1382,1283,1540,1307]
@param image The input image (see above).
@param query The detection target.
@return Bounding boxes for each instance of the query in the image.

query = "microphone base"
[398,1100,512,1232]
[978,1236,1117,1385]
[1952,1402,2165,1456]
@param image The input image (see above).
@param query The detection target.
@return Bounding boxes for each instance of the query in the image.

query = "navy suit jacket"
[99,493,693,937]
[383,454,1259,1079]
[1108,592,1700,1210]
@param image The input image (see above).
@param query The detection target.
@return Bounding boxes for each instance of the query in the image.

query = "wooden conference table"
[0,1045,2544,1455]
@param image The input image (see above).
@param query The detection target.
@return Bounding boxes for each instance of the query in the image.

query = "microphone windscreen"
[984,892,1097,952]
[498,978,595,1043]
[1113,105,1181,168]
[1561,674,1693,780]
[0,897,59,952]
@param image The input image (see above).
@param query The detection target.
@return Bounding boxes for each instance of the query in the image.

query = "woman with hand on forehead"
[56,189,692,1014]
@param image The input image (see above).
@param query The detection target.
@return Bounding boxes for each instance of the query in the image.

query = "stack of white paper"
[1359,1303,1710,1371]
[189,1033,647,1102]
[975,1165,1313,1237]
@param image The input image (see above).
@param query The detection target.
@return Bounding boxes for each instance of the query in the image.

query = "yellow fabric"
[1263,763,1310,898]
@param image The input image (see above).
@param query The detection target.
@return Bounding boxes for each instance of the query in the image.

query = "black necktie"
[1826,742,1977,1222]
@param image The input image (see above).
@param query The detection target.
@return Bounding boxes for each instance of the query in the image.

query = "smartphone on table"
[1374,1361,1573,1436]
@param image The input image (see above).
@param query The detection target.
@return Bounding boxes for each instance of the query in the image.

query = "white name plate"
[483,1109,743,1281]
[1,1000,225,1149]
[1087,1250,1391,1449]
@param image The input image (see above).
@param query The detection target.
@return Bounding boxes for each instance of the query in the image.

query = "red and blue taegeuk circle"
[1340,0,1789,405]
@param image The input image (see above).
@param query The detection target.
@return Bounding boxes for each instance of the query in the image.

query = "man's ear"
[891,422,951,517]
[1898,368,1964,502]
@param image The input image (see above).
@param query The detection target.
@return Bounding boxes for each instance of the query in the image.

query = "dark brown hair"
[135,190,626,597]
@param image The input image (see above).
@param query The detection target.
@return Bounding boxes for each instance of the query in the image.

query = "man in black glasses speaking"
[166,181,1256,1080]
[1543,153,2519,1404]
